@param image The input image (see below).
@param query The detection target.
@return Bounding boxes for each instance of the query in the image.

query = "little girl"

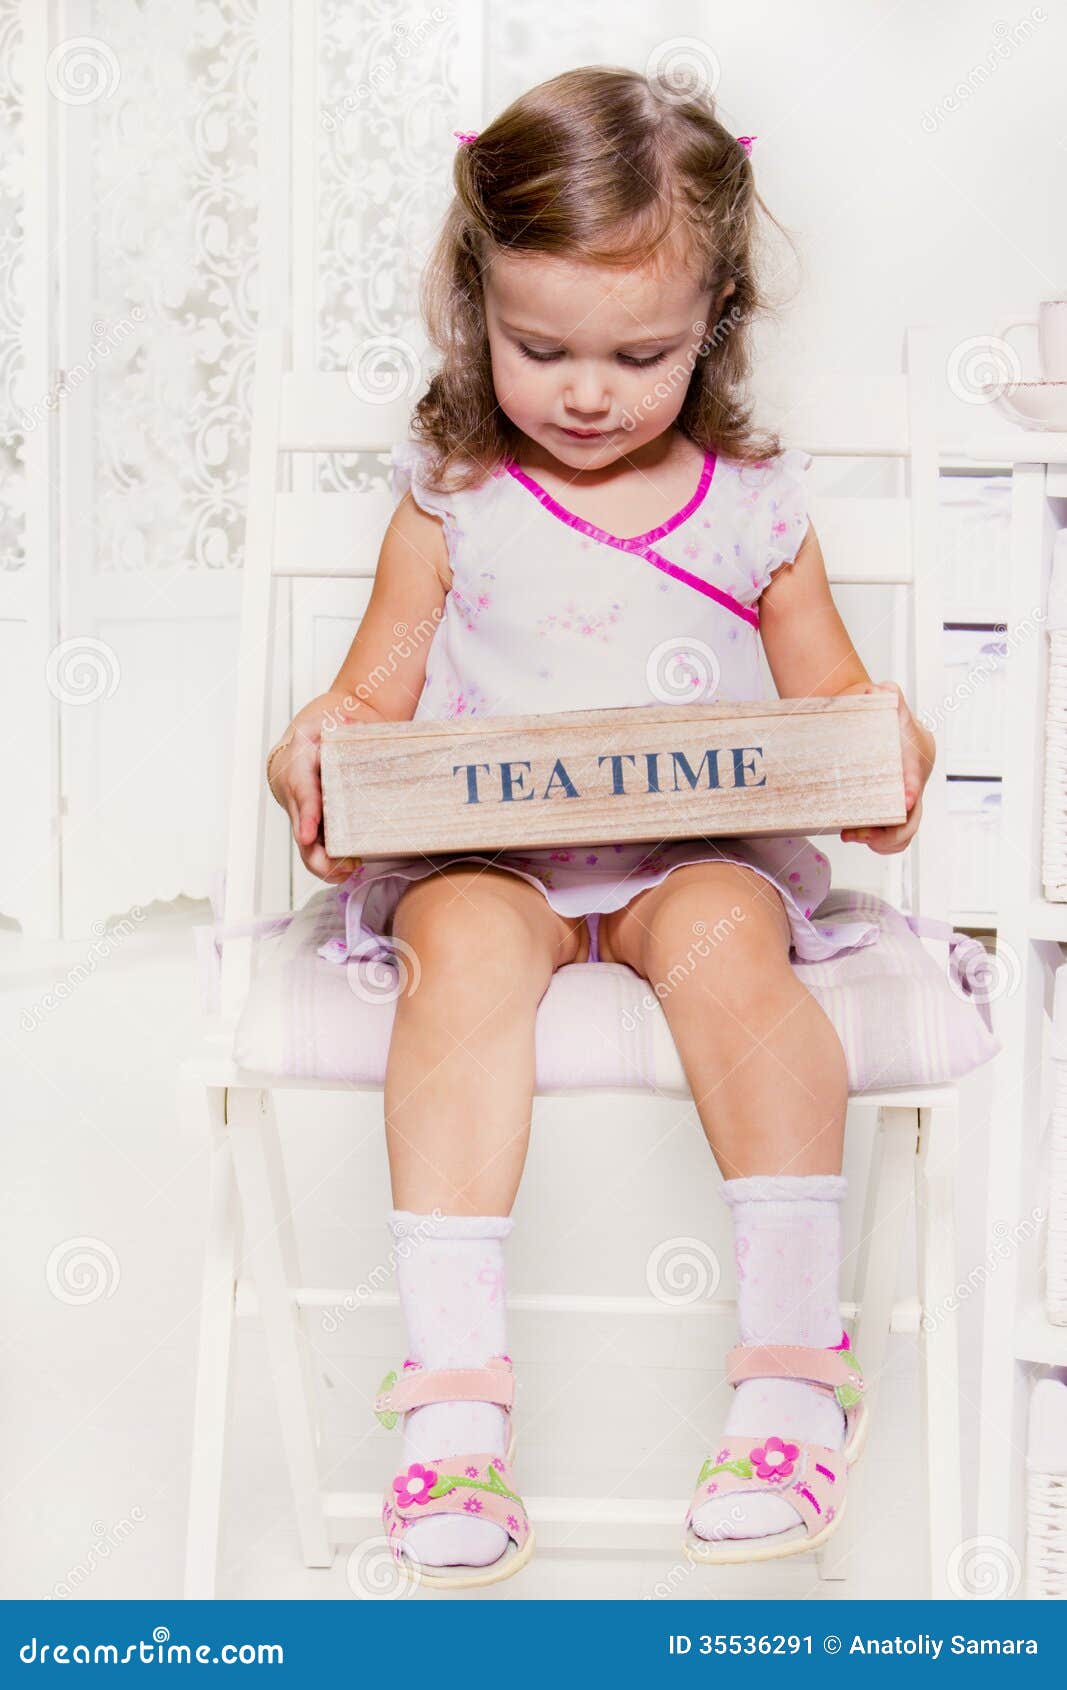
[266,65,933,1587]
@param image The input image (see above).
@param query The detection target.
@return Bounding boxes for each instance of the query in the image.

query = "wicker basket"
[1026,1379,1067,1599]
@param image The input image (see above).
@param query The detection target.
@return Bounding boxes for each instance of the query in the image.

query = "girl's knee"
[644,866,791,977]
[658,864,784,932]
[392,872,549,981]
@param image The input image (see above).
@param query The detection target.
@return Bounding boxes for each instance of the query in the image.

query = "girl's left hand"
[839,680,934,855]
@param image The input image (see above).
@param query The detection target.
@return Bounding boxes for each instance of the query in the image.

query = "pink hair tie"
[453,129,479,146]
[737,134,757,156]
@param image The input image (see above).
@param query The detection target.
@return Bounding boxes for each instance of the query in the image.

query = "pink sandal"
[683,1334,868,1565]
[374,1354,534,1589]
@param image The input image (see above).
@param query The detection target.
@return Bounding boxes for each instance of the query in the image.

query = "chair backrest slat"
[279,372,413,452]
[812,496,912,585]
[273,489,396,578]
[271,485,911,587]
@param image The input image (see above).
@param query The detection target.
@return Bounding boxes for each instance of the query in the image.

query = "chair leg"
[184,1092,239,1599]
[226,1086,332,1568]
[916,1098,963,1599]
[818,1104,917,1582]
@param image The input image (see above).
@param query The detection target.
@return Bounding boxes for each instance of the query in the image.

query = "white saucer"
[982,378,1067,431]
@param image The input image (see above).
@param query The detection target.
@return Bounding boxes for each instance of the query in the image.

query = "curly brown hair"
[407,64,799,494]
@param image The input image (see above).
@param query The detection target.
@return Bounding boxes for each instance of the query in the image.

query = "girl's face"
[483,250,732,471]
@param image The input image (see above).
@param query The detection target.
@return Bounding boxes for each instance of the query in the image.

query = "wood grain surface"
[321,693,907,859]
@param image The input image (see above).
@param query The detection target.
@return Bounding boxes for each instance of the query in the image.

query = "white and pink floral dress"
[316,436,881,973]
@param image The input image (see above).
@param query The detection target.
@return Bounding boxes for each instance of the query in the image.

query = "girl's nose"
[564,372,610,415]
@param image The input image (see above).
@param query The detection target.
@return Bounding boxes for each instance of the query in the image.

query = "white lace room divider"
[0,4,58,940]
[1,0,478,938]
[177,323,999,1598]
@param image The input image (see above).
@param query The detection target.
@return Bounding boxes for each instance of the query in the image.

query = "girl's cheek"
[634,381,680,427]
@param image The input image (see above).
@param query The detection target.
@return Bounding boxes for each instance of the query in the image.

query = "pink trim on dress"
[505,452,759,630]
[639,544,760,628]
[507,451,715,549]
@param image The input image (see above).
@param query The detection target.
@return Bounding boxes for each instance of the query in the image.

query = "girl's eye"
[517,344,669,369]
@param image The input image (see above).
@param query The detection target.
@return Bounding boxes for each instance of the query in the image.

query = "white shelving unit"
[937,477,1011,930]
[855,368,1067,1575]
[972,440,1067,1578]
[745,337,1066,1575]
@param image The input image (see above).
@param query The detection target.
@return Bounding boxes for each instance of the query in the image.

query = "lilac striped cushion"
[225,887,999,1094]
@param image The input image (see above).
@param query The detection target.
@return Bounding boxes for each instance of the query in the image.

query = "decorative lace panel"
[0,0,25,571]
[89,0,260,572]
[316,0,458,496]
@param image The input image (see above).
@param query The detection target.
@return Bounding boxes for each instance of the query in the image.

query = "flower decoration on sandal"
[392,1462,437,1508]
[749,1436,799,1481]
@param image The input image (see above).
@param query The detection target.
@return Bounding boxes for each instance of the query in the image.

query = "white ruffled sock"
[692,1173,848,1543]
[389,1210,511,1569]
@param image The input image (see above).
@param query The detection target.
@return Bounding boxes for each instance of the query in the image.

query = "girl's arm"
[758,521,936,853]
[267,492,448,880]
[327,490,449,719]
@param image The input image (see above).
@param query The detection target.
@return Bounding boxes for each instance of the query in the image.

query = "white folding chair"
[180,323,969,1598]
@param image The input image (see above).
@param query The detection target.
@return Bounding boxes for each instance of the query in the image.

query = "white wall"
[488,2,1065,440]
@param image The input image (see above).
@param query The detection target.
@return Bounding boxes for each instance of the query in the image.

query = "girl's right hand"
[266,692,364,883]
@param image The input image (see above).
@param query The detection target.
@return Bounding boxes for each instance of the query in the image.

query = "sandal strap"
[725,1342,866,1403]
[687,1435,847,1540]
[375,1361,515,1417]
[383,1453,531,1557]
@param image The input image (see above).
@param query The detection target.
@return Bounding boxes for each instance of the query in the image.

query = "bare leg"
[601,861,851,1548]
[384,864,588,1214]
[598,860,847,1176]
[381,866,587,1573]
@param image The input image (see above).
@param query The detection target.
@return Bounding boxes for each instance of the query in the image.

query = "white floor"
[1,899,993,1601]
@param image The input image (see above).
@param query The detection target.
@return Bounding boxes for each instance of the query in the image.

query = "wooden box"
[320,694,906,860]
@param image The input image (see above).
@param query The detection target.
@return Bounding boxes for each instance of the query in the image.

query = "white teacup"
[999,300,1067,380]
